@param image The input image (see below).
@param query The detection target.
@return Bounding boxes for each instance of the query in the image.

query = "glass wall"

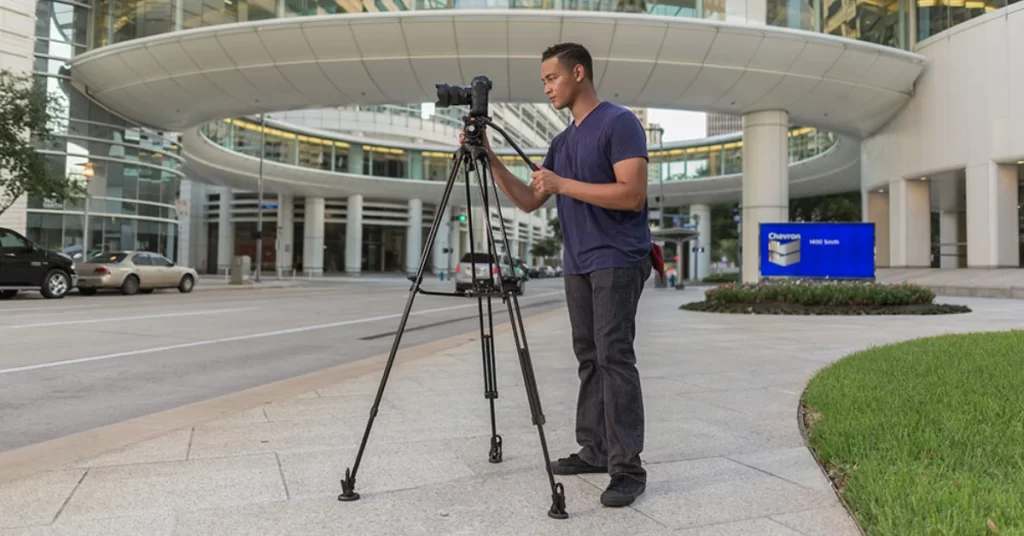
[916,0,1008,42]
[29,0,184,261]
[200,118,838,185]
[95,0,1014,54]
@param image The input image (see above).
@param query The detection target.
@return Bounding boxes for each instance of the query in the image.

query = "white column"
[345,194,363,274]
[966,162,1019,268]
[432,203,451,275]
[276,193,294,276]
[864,189,891,268]
[217,187,234,275]
[933,176,965,269]
[741,110,789,283]
[303,197,324,276]
[525,213,535,266]
[889,178,931,267]
[689,204,711,280]
[511,210,522,259]
[406,198,423,275]
[176,181,192,267]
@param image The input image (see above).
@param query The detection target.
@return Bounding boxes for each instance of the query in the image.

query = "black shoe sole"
[549,464,607,476]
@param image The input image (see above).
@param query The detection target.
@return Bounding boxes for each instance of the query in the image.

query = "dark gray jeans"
[563,256,650,483]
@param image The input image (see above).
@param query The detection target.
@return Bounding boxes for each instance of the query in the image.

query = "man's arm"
[488,150,551,213]
[535,157,647,212]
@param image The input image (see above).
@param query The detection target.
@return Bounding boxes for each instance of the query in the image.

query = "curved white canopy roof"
[69,10,926,138]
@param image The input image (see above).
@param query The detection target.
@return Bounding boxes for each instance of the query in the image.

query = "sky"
[648,109,708,142]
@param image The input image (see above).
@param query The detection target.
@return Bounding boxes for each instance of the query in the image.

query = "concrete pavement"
[2,285,1023,535]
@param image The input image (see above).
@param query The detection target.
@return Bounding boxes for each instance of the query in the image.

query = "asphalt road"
[0,276,568,453]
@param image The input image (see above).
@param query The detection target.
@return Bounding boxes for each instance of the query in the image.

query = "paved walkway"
[3,287,1023,535]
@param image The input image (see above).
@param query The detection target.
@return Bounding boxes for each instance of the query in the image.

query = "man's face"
[541,57,580,110]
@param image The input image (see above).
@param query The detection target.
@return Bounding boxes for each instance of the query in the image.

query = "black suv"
[0,227,77,299]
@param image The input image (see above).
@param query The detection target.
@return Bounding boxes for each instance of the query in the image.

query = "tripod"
[337,113,569,520]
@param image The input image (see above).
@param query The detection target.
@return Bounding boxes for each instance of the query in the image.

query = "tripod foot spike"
[338,468,360,502]
[547,482,568,519]
[488,434,503,464]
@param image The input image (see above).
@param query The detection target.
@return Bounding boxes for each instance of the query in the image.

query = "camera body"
[435,75,492,118]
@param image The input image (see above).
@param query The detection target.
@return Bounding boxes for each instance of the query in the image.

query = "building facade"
[3,0,1020,279]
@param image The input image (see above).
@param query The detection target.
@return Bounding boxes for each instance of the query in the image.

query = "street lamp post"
[255,113,266,283]
[79,163,94,261]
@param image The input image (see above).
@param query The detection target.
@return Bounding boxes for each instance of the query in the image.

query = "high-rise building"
[706,113,743,137]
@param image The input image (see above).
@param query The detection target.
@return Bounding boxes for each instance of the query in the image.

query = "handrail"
[199,116,838,183]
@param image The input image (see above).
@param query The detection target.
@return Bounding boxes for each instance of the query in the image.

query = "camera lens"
[435,83,471,108]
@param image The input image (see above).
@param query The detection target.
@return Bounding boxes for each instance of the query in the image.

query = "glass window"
[767,0,816,30]
[149,253,174,267]
[822,0,905,48]
[0,229,31,250]
[132,253,151,265]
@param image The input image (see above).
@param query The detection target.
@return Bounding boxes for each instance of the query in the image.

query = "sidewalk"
[3,288,1024,535]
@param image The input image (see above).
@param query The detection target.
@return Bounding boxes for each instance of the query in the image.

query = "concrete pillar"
[303,197,324,276]
[889,178,931,267]
[933,176,966,269]
[525,214,535,266]
[511,210,522,260]
[176,181,192,267]
[217,187,234,275]
[432,203,451,275]
[345,194,363,274]
[689,204,711,280]
[409,152,423,180]
[740,110,789,283]
[864,189,891,268]
[966,162,1019,267]
[348,146,364,175]
[276,193,294,276]
[406,198,423,275]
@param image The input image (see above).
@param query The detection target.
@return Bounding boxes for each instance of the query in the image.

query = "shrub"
[703,279,936,307]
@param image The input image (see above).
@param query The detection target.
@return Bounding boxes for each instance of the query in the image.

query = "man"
[477,42,652,507]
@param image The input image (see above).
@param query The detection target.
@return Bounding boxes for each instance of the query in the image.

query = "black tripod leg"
[471,150,568,519]
[464,161,503,464]
[338,148,464,502]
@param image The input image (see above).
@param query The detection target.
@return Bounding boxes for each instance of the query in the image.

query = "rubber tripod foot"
[338,468,360,502]
[547,482,568,519]
[488,435,503,464]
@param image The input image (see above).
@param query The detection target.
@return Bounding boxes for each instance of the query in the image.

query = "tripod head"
[435,75,539,172]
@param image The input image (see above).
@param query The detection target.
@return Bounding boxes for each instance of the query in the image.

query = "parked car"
[75,251,197,295]
[454,252,524,295]
[0,227,77,299]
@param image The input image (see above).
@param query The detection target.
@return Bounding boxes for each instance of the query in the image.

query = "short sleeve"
[609,112,649,165]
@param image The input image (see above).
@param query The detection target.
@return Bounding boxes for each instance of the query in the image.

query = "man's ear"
[574,64,585,83]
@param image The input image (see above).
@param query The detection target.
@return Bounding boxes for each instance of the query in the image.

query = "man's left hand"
[530,166,565,195]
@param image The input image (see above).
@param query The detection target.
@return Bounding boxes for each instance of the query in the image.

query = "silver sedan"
[75,251,198,295]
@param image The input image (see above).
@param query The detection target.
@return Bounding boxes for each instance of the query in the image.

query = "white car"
[454,252,524,295]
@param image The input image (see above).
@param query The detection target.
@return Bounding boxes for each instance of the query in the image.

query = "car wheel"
[78,287,97,296]
[40,270,70,299]
[0,290,18,300]
[121,275,139,295]
[178,275,194,293]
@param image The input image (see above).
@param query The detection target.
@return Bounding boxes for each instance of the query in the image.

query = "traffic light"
[457,214,467,222]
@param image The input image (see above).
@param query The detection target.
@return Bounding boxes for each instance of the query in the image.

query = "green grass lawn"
[802,331,1024,536]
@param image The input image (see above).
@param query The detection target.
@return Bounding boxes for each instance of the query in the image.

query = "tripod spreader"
[337,116,569,520]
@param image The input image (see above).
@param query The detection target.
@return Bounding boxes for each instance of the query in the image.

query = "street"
[0,277,567,453]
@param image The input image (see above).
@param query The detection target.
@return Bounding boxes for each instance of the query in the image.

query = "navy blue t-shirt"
[542,101,652,275]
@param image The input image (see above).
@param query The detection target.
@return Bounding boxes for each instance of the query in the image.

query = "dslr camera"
[435,75,492,118]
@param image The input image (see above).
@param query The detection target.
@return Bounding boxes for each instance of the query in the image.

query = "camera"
[435,75,492,118]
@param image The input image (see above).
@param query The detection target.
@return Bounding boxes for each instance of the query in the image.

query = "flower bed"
[680,280,971,315]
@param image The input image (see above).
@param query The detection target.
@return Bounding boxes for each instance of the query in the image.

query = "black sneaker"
[549,453,607,475]
[600,474,646,507]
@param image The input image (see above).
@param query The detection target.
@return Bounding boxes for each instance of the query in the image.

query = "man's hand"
[530,166,565,196]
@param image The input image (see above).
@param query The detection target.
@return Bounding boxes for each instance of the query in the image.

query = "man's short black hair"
[542,42,594,82]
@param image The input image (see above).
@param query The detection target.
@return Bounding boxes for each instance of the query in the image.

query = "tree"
[530,236,560,259]
[0,69,84,217]
[789,192,861,222]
